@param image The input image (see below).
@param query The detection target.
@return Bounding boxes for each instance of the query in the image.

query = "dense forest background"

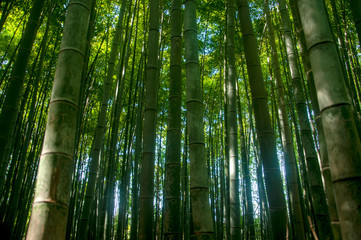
[0,0,360,239]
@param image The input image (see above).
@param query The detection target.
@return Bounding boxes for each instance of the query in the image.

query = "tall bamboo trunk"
[235,0,288,238]
[297,0,361,239]
[26,0,93,239]
[163,0,182,239]
[139,0,161,238]
[184,0,215,239]
[226,0,241,239]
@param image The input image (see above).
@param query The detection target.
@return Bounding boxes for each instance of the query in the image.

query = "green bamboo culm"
[235,0,288,239]
[138,0,161,238]
[25,0,93,239]
[226,0,241,239]
[163,0,182,239]
[297,0,361,239]
[184,0,215,239]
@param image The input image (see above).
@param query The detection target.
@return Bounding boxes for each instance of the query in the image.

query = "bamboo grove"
[0,0,360,239]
